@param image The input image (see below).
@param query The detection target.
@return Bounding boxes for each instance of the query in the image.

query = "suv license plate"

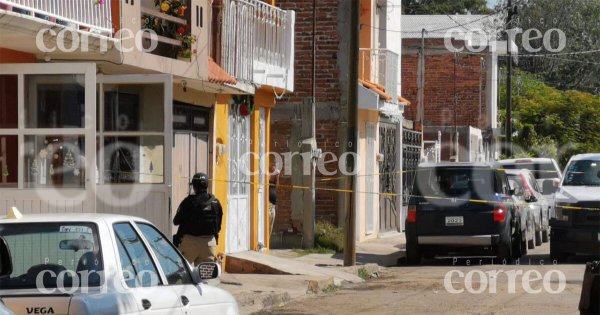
[445,216,464,226]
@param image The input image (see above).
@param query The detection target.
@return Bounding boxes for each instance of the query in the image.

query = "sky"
[487,0,500,8]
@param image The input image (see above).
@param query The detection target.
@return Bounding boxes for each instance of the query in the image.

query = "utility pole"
[344,0,359,267]
[505,0,514,157]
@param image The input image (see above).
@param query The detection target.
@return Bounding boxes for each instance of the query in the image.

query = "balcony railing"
[0,0,113,36]
[140,1,190,59]
[221,0,294,89]
[359,48,399,101]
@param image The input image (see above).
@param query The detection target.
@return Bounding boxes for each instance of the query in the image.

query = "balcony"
[359,48,399,102]
[219,0,295,91]
[0,0,114,36]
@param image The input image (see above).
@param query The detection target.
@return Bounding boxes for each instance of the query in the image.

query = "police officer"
[173,173,223,265]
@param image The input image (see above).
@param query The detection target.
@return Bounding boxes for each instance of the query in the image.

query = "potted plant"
[177,33,196,61]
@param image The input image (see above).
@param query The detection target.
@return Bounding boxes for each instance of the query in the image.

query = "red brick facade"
[401,47,489,130]
[271,0,345,235]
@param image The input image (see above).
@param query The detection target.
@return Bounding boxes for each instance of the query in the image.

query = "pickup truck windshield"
[563,160,600,186]
[0,223,103,290]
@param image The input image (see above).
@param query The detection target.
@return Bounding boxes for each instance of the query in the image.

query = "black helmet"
[191,173,209,190]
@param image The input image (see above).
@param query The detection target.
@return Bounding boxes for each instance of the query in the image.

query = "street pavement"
[253,242,590,315]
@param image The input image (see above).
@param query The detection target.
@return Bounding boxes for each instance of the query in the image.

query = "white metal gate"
[227,104,251,253]
[257,108,266,247]
[365,122,376,235]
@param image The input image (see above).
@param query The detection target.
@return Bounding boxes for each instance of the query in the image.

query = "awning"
[208,57,237,85]
[359,79,392,101]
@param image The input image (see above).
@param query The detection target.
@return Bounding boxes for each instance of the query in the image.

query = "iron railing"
[221,0,292,83]
[359,48,399,100]
[0,0,113,36]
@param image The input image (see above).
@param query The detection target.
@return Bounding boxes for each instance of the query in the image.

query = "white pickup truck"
[0,211,239,315]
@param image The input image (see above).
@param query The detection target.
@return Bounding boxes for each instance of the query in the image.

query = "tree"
[402,0,492,15]
[499,70,600,166]
[505,0,600,94]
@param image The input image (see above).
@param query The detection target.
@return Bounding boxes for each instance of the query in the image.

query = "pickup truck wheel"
[405,242,421,265]
[542,229,549,243]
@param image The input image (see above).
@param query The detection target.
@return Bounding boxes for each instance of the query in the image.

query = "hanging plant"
[233,95,255,117]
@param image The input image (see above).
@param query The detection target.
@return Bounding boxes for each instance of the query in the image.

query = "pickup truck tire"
[405,242,421,265]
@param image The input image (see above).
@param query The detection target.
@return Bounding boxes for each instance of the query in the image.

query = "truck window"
[563,160,600,186]
[136,223,193,285]
[113,223,161,288]
[0,223,103,290]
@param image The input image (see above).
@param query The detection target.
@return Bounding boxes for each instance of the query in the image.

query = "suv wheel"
[542,229,549,243]
[514,223,527,257]
[405,242,421,265]
[498,229,513,262]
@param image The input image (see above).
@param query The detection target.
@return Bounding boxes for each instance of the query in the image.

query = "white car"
[0,211,239,315]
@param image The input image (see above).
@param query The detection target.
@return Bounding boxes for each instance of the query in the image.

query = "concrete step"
[226,251,364,284]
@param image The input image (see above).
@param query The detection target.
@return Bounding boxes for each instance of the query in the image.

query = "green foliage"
[315,221,344,252]
[500,70,600,166]
[510,0,600,93]
[402,0,491,15]
[358,267,370,281]
[321,284,341,294]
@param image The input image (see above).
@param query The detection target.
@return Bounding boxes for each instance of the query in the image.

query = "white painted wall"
[386,0,403,95]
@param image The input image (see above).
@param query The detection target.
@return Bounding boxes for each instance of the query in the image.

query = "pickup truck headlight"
[554,203,570,221]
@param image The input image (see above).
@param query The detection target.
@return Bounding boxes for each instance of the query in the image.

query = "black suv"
[405,162,529,264]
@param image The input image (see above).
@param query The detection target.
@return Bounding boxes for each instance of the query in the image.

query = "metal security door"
[379,122,398,232]
[257,108,266,246]
[227,104,251,253]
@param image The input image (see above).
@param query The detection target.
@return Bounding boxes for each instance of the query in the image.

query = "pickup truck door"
[113,223,183,315]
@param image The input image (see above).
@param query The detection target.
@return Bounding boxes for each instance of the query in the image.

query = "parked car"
[0,236,15,315]
[499,158,561,218]
[545,153,600,261]
[0,212,239,315]
[405,162,529,264]
[505,169,550,245]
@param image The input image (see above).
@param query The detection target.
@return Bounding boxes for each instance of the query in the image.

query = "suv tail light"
[407,206,417,223]
[493,203,507,222]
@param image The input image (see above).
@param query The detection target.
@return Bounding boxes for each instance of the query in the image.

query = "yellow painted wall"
[213,95,230,262]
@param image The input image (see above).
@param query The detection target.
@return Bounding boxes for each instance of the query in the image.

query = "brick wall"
[270,0,345,235]
[402,52,489,130]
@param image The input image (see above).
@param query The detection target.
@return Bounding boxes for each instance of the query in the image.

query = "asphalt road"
[257,242,591,315]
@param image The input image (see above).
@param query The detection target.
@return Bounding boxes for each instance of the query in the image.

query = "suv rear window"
[500,163,558,179]
[413,168,501,200]
[0,223,103,290]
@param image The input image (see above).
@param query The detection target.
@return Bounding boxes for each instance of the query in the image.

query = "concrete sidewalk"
[219,233,406,314]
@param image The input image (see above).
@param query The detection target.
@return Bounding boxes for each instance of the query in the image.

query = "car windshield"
[500,162,558,179]
[0,222,103,290]
[563,160,600,186]
[413,168,499,200]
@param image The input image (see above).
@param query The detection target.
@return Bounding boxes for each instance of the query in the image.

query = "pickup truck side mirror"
[0,236,12,277]
[542,179,558,194]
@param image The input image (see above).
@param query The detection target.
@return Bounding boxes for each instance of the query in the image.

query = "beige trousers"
[179,234,216,265]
